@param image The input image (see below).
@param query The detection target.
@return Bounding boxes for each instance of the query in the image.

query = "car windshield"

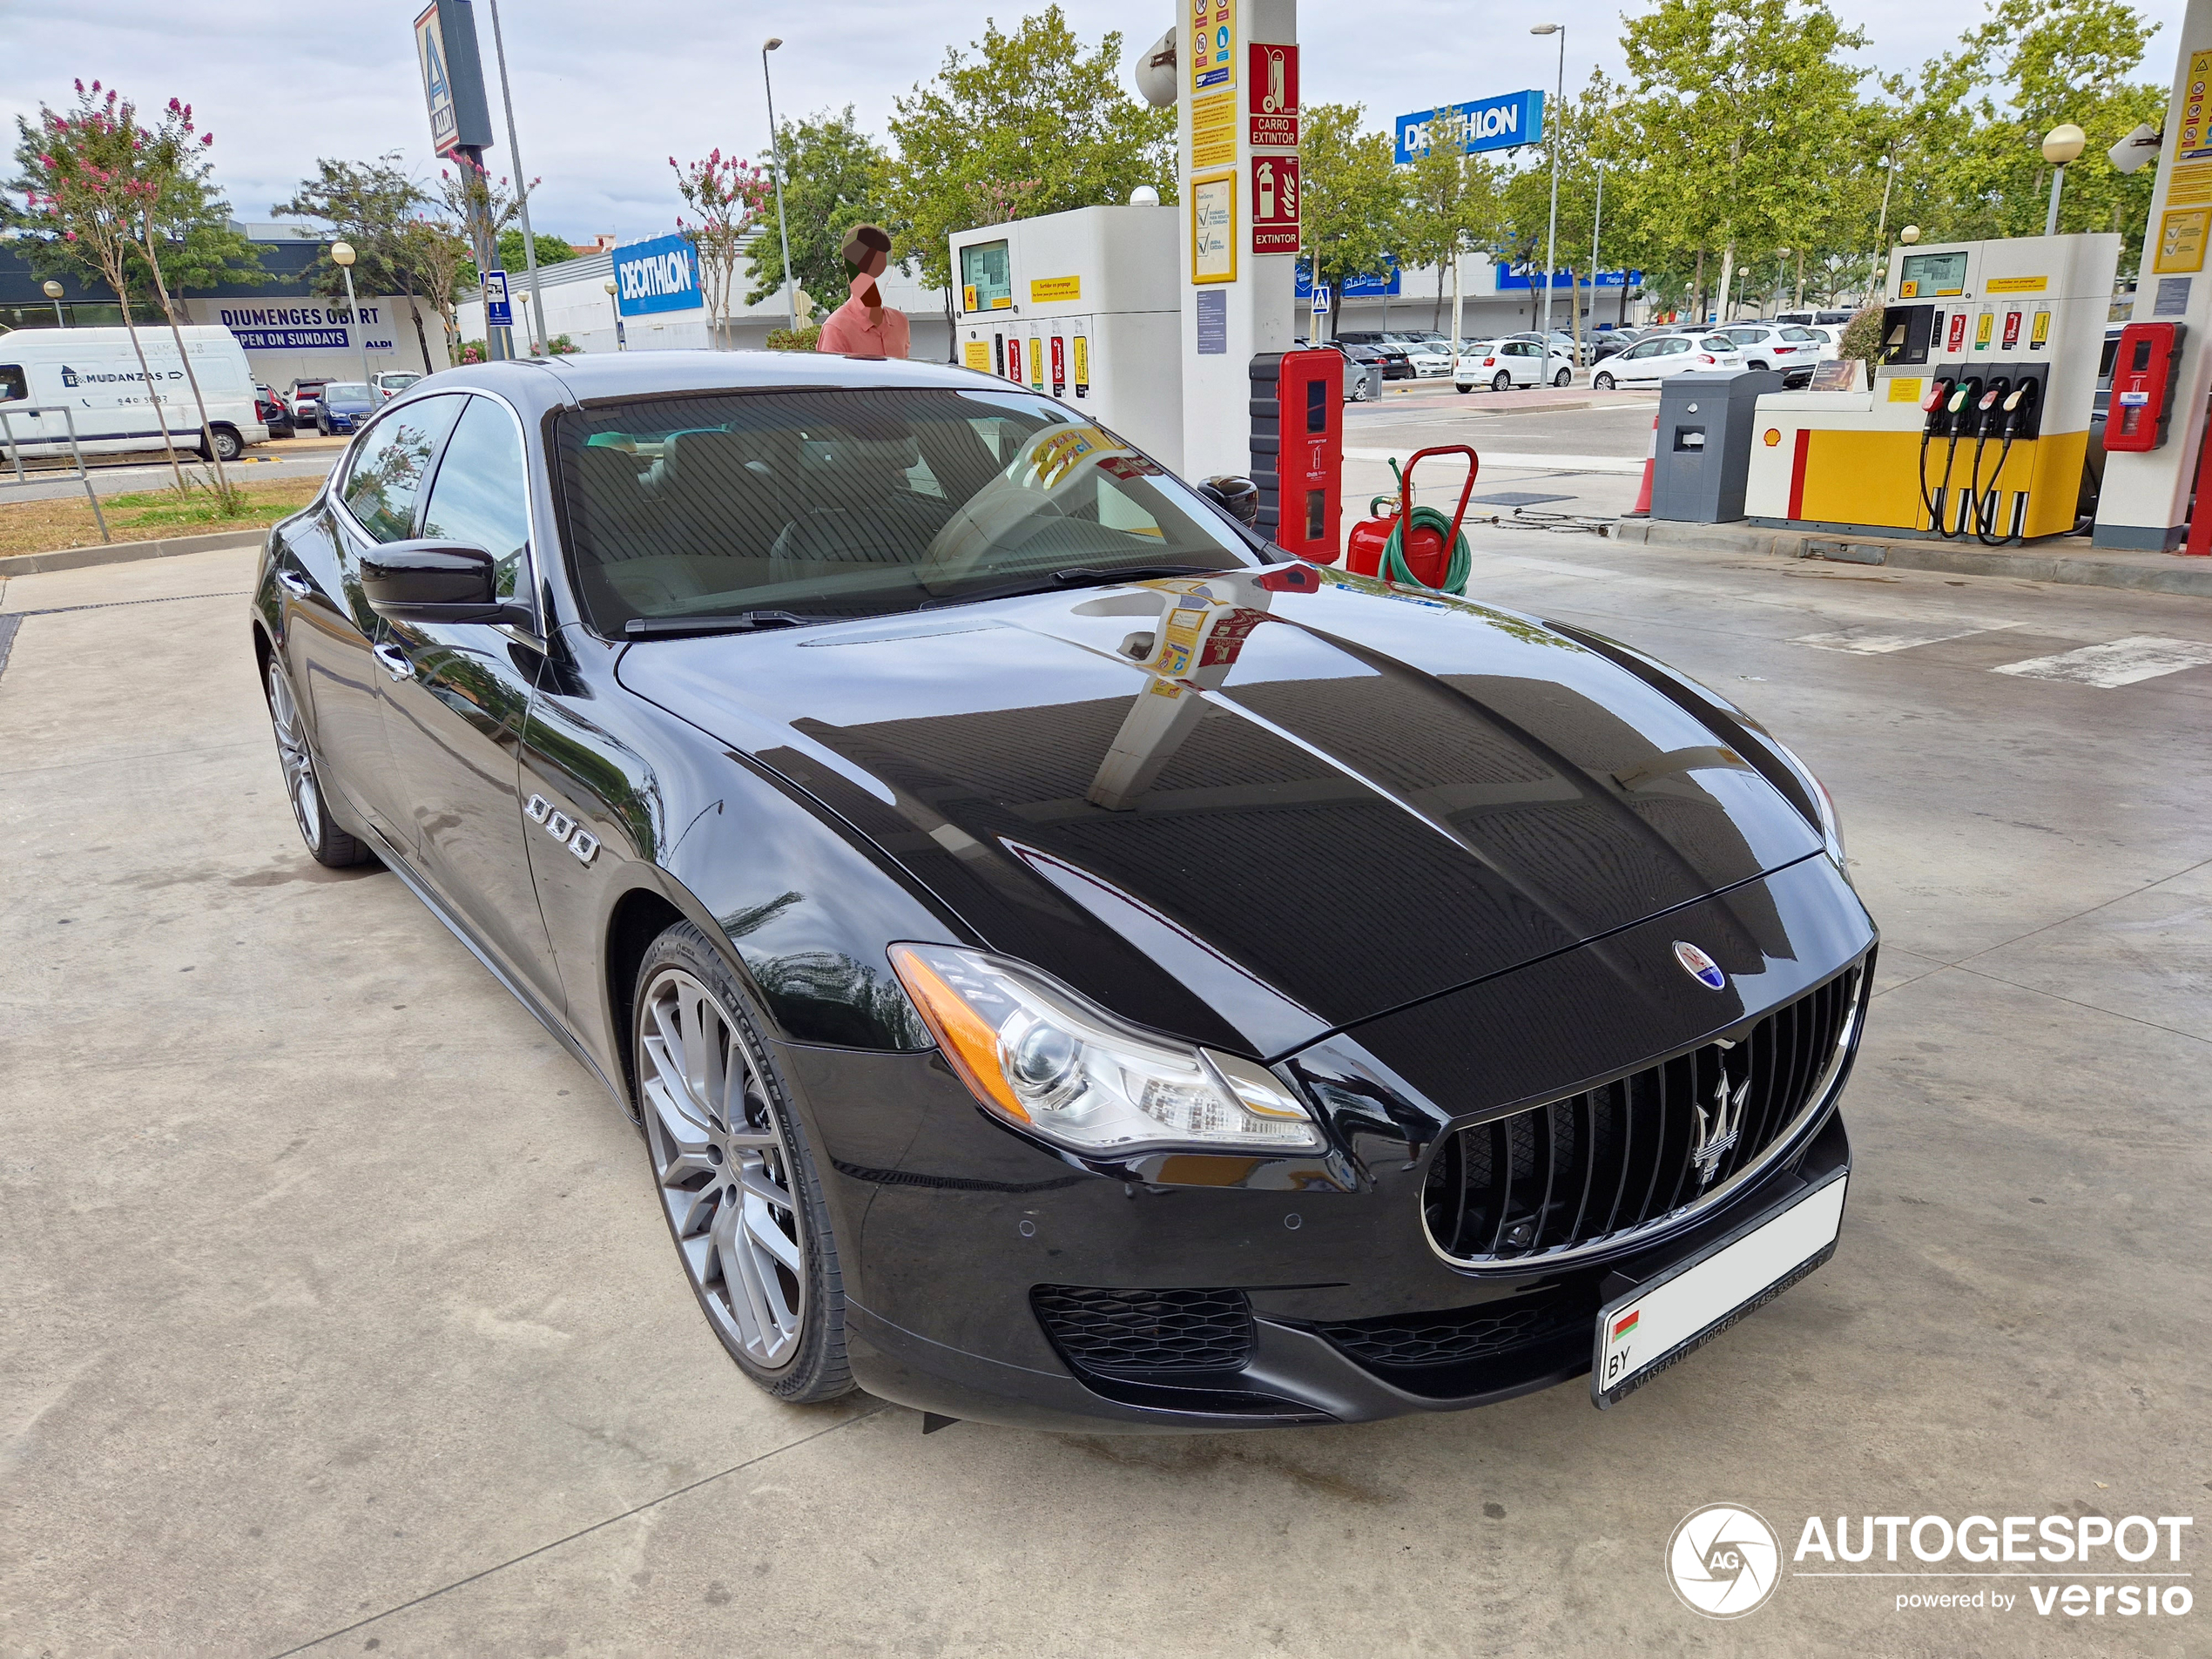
[556,387,1258,632]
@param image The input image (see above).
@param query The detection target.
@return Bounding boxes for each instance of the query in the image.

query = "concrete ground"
[3,523,2209,1655]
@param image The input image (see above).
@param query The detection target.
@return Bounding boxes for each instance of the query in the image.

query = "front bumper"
[782,857,1874,1432]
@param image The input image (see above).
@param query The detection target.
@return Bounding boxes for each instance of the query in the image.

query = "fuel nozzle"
[2002,379,2038,435]
[1922,375,1956,424]
[1946,378,1984,436]
[1976,376,2013,435]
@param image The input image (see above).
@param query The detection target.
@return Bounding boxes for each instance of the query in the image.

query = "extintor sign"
[1248,42,1298,148]
[1251,156,1300,254]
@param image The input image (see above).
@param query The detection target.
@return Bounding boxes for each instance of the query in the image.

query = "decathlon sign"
[1393,91,1546,163]
[613,234,704,317]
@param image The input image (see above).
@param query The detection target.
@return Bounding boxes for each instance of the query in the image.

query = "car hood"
[616,568,1823,1056]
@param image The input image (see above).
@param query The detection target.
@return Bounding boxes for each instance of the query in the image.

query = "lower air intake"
[1031,1285,1254,1377]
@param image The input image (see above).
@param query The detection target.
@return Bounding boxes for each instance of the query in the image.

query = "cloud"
[3,0,2188,247]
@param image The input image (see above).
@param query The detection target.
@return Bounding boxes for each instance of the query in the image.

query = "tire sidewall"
[1595,372,1615,390]
[632,923,853,1403]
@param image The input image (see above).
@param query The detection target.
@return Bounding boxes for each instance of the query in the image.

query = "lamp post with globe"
[43,280,66,327]
[330,241,374,393]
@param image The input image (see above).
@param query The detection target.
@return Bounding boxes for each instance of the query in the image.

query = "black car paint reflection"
[251,351,1872,1433]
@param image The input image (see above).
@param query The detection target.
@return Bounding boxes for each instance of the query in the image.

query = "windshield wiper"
[624,610,820,638]
[923,564,1225,609]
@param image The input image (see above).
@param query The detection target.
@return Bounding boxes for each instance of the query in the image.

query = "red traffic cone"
[1626,415,1657,517]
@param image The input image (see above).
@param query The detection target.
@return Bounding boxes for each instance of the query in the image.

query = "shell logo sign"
[1764,428,1783,447]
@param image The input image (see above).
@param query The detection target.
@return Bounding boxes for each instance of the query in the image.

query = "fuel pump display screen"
[961,240,1013,312]
[1898,251,1968,299]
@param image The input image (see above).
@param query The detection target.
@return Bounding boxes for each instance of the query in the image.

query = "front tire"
[1594,371,1616,390]
[1554,368,1573,387]
[634,925,854,1404]
[263,657,371,867]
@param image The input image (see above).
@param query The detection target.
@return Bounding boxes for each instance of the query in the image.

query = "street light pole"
[2043,124,2087,237]
[485,0,548,352]
[763,38,798,335]
[1531,24,1566,343]
[331,240,374,392]
[43,280,66,327]
[604,280,626,351]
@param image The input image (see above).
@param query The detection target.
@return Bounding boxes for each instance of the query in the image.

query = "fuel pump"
[1743,232,2118,542]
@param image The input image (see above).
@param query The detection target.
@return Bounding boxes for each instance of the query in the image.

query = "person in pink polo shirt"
[816,224,910,359]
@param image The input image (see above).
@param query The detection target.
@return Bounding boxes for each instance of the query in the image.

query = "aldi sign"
[1393,91,1545,163]
[613,234,704,317]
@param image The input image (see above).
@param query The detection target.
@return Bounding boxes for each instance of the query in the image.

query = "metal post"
[1590,161,1604,300]
[456,145,510,362]
[340,263,373,392]
[2045,167,2067,238]
[485,0,547,351]
[63,407,107,542]
[763,40,798,335]
[1867,154,1896,302]
[0,410,21,486]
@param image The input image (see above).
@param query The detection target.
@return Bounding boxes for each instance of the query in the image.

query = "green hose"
[1370,459,1473,595]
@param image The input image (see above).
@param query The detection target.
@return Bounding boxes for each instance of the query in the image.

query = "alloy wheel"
[266,664,323,846]
[638,968,806,1369]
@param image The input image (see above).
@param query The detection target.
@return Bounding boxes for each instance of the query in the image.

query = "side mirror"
[361,540,524,624]
[1199,474,1262,528]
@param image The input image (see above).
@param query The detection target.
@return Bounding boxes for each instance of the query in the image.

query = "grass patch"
[0,475,323,558]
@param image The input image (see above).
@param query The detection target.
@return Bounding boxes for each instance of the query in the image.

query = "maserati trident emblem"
[1673,941,1727,990]
[1690,1068,1750,1188]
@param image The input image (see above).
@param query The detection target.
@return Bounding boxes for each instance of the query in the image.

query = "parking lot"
[3,499,2208,1653]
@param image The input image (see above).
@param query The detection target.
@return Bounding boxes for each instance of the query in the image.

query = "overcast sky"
[2,0,2190,247]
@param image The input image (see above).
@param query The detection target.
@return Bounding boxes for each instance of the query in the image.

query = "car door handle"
[276,569,312,597]
[374,642,415,682]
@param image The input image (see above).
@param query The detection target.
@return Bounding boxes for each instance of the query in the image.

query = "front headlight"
[888,944,1323,1157]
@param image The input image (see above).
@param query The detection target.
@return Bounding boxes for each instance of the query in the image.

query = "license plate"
[1592,1168,1847,1408]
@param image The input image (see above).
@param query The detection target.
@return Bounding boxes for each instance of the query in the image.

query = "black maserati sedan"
[251,351,1874,1432]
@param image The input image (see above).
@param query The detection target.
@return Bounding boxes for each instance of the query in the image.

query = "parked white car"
[1453,338,1577,392]
[1590,333,1743,388]
[1716,323,1827,371]
[0,324,265,462]
[1404,345,1458,378]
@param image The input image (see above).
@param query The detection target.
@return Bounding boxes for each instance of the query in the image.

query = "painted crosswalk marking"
[1992,636,2212,688]
[1795,624,2015,655]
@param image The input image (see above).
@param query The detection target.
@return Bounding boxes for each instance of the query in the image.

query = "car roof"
[378,349,1015,427]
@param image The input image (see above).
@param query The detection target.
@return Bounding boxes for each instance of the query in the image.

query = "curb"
[1609,518,2212,599]
[0,528,266,579]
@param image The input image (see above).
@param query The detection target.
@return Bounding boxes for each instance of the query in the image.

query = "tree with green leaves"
[746,107,891,313]
[274,154,442,370]
[1614,0,1869,321]
[1298,103,1399,340]
[1897,0,2164,258]
[885,6,1174,291]
[1396,105,1507,331]
[671,149,769,347]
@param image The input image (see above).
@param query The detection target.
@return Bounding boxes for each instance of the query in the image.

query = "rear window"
[1779,327,1818,342]
[555,388,1258,632]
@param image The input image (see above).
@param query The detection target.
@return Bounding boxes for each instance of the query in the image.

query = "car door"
[319,394,469,836]
[275,395,462,840]
[1514,341,1544,386]
[374,392,564,1010]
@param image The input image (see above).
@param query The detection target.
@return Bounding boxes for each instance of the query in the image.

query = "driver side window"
[420,396,532,600]
[341,395,465,543]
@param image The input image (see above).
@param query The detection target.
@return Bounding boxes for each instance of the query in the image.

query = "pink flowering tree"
[671,150,769,347]
[12,82,192,492]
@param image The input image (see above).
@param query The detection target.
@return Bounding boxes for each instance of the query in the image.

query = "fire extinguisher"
[1343,446,1478,594]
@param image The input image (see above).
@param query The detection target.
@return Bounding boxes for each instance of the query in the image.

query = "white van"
[0,324,266,462]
